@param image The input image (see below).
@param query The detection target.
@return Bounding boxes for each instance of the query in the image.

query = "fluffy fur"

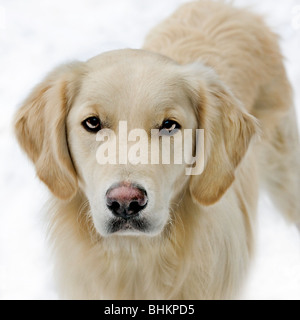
[14,1,299,299]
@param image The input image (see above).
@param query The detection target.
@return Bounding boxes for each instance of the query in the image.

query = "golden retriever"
[14,1,299,299]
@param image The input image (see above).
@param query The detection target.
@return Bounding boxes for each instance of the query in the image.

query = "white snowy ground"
[0,0,299,300]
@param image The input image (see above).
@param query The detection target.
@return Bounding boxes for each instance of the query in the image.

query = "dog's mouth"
[107,216,150,235]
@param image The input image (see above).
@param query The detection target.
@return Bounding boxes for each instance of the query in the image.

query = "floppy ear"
[185,65,259,206]
[14,62,85,200]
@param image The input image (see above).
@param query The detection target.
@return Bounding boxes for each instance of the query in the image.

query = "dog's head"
[14,49,257,237]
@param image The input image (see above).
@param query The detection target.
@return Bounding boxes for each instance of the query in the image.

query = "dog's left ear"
[183,64,259,206]
[14,62,85,200]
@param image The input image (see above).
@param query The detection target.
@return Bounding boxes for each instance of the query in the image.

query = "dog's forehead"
[76,49,191,119]
[87,49,175,69]
[82,49,185,98]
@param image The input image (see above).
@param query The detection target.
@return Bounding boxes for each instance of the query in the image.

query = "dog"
[14,1,300,299]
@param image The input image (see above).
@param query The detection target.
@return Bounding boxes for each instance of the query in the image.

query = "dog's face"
[67,50,198,236]
[14,49,257,238]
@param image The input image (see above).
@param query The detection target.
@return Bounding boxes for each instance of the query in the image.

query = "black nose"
[106,183,148,220]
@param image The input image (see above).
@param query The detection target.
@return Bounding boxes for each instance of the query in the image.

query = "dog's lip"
[107,216,149,234]
[119,222,134,230]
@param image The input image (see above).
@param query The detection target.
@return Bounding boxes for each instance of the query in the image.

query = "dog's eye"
[159,120,181,135]
[82,116,101,133]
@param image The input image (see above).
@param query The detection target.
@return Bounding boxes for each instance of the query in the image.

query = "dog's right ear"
[14,62,86,200]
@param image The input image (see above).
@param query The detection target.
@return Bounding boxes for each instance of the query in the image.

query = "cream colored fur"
[14,1,299,299]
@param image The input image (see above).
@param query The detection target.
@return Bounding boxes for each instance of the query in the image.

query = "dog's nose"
[106,183,148,219]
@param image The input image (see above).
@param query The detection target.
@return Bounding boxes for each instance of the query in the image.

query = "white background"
[0,0,299,300]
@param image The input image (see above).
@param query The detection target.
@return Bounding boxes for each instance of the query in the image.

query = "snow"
[0,0,299,300]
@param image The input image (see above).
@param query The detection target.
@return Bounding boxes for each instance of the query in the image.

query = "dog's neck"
[46,191,201,299]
